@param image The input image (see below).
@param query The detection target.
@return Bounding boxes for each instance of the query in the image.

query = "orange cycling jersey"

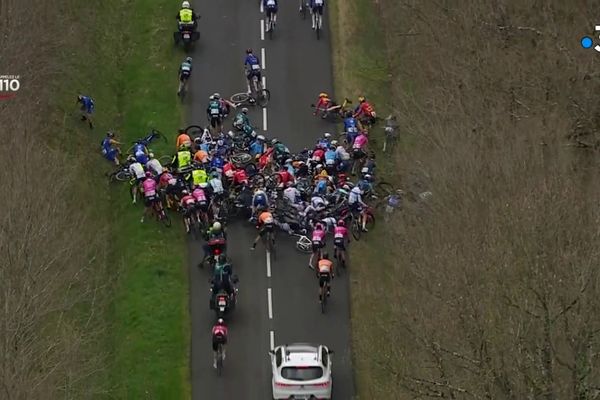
[318,259,333,274]
[258,211,273,225]
[176,133,192,148]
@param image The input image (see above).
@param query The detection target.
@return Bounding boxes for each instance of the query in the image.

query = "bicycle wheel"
[216,344,223,376]
[256,89,270,108]
[316,15,321,40]
[114,170,131,182]
[158,155,173,166]
[351,217,361,241]
[301,1,306,19]
[231,152,252,166]
[365,211,375,231]
[320,285,327,314]
[295,236,313,253]
[250,173,266,188]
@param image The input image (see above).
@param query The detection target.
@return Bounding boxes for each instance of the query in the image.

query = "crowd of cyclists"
[95,0,403,372]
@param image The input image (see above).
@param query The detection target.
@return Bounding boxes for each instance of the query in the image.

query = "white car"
[269,343,333,400]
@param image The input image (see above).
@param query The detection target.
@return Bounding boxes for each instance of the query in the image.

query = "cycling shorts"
[210,115,222,128]
[266,6,277,17]
[334,237,345,250]
[349,202,363,212]
[312,240,324,252]
[259,223,274,236]
[212,335,227,351]
[318,272,331,287]
[194,200,208,211]
[312,5,323,15]
[352,148,365,160]
[144,195,157,207]
[180,71,191,82]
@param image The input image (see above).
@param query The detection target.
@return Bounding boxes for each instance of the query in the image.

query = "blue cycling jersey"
[325,150,336,161]
[253,194,267,206]
[200,143,211,152]
[245,54,260,68]
[344,117,358,132]
[80,96,95,113]
[211,156,225,169]
[101,137,112,152]
[249,141,264,156]
[317,139,329,149]
[136,153,149,165]
[315,180,327,194]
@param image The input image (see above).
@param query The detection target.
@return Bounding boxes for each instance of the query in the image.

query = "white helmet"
[182,1,190,8]
[323,132,332,138]
[331,140,338,146]
[257,135,266,141]
[213,92,221,99]
[212,221,222,232]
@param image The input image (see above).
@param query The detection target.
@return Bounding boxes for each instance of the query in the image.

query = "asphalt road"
[187,1,355,398]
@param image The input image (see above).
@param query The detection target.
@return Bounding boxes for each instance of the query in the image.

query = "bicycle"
[231,75,271,108]
[312,6,324,39]
[177,76,189,101]
[265,8,276,39]
[293,233,312,253]
[263,226,276,255]
[126,129,166,154]
[150,196,172,227]
[319,273,330,314]
[216,343,225,376]
[333,244,347,275]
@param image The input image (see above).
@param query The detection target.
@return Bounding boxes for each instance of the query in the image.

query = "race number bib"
[251,64,260,70]
[267,0,275,5]
[211,107,220,115]
[315,0,323,5]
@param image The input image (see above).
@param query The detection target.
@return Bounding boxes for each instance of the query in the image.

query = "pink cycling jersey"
[142,178,157,197]
[312,229,325,242]
[352,134,368,149]
[181,195,195,207]
[192,188,207,202]
[334,226,348,239]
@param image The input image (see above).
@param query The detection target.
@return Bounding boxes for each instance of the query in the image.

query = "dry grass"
[0,1,110,398]
[332,0,600,398]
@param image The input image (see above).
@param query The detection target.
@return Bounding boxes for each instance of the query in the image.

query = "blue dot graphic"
[581,36,593,49]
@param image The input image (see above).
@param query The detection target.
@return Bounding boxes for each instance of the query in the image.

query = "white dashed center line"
[267,287,273,319]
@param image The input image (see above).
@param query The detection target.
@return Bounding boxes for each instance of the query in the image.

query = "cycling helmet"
[148,152,154,158]
[319,92,329,98]
[315,164,323,170]
[323,132,332,139]
[358,96,366,103]
[185,56,192,63]
[342,184,350,190]
[209,95,215,100]
[337,219,345,227]
[361,167,369,174]
[241,107,248,114]
[181,1,190,8]
[107,131,115,138]
[181,189,189,195]
[331,140,338,146]
[217,318,225,325]
[257,135,265,141]
[364,174,373,181]
[315,223,324,230]
[246,48,253,54]
[217,139,224,146]
[193,137,202,144]
[212,221,222,232]
[211,171,219,178]
[213,93,221,99]
[227,130,235,138]
[218,254,227,264]
[271,138,279,144]
[322,252,329,260]
[284,158,292,164]
[145,171,153,178]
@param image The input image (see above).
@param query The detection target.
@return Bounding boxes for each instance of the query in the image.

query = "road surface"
[187,1,355,398]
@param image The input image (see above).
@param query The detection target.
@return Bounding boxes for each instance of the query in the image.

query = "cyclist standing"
[244,48,262,96]
[178,56,193,96]
[211,318,228,369]
[128,157,146,204]
[76,94,95,129]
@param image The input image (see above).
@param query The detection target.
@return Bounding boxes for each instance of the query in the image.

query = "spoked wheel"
[230,93,250,105]
[365,211,375,231]
[114,170,131,182]
[216,344,224,376]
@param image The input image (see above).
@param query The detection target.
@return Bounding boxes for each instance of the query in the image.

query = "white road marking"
[266,250,272,277]
[260,19,265,41]
[260,1,264,13]
[267,288,273,319]
[270,330,275,350]
[263,108,268,131]
[261,48,266,69]
[262,75,267,89]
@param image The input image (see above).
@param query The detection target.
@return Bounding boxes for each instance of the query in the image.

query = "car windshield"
[281,366,323,381]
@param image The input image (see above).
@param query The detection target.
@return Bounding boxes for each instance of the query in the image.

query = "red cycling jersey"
[315,97,332,110]
[233,169,248,184]
[277,170,293,184]
[354,101,374,118]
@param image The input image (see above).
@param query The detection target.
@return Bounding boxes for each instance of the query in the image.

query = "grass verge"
[65,0,190,397]
[329,0,398,398]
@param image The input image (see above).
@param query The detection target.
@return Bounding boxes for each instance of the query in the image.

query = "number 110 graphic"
[581,25,600,51]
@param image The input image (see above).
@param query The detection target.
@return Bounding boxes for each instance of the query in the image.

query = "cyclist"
[101,131,121,165]
[76,94,94,129]
[324,144,337,171]
[343,111,360,145]
[244,48,262,95]
[351,130,368,171]
[211,254,235,300]
[211,318,228,369]
[333,219,349,265]
[176,128,192,148]
[128,157,146,204]
[131,139,150,165]
[192,184,210,222]
[207,95,224,133]
[353,96,377,126]
[250,208,275,250]
[146,153,163,176]
[215,93,237,118]
[180,189,196,232]
[348,185,368,232]
[172,144,193,173]
[141,171,159,223]
[313,92,332,117]
[233,107,250,131]
[309,0,325,30]
[251,187,269,219]
[316,132,332,149]
[193,145,209,164]
[249,135,266,158]
[176,1,198,32]
[283,182,303,210]
[271,138,290,164]
[316,253,334,300]
[159,167,178,209]
[264,0,278,29]
[309,222,326,269]
[204,221,227,259]
[178,56,193,96]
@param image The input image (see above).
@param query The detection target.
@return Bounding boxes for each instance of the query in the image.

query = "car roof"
[278,343,324,368]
